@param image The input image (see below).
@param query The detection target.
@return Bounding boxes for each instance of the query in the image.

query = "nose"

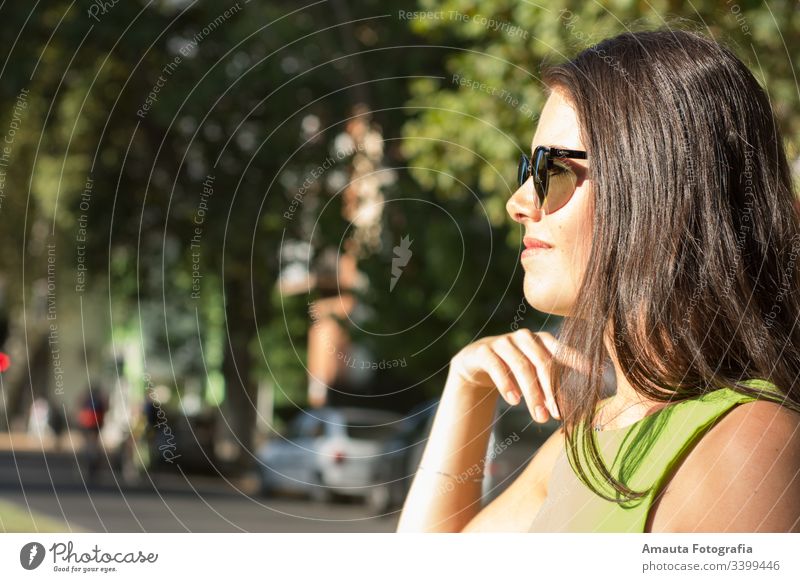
[506,178,543,224]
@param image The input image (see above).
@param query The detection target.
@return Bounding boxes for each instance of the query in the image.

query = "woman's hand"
[448,329,581,424]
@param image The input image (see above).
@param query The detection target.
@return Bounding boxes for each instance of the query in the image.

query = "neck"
[600,328,666,427]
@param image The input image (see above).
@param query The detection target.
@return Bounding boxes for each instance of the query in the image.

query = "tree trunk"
[220,277,258,473]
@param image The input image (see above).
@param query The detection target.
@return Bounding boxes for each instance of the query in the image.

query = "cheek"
[557,185,593,286]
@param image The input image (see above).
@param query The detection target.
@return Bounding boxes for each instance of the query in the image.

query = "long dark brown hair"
[542,26,800,502]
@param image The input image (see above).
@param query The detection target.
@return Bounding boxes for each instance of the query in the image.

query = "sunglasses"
[518,146,588,213]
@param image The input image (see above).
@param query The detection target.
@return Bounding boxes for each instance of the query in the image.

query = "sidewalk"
[0,430,86,453]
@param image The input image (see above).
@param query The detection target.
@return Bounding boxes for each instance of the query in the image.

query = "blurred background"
[0,0,797,532]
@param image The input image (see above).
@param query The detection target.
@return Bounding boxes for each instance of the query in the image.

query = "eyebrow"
[532,143,582,151]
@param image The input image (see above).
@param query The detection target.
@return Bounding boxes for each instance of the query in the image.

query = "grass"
[0,499,79,533]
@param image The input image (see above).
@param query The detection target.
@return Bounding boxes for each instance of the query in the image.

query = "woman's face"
[506,86,593,317]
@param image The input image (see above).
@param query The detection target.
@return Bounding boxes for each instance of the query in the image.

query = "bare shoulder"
[647,399,800,532]
[511,422,565,498]
[461,424,565,532]
[526,423,566,496]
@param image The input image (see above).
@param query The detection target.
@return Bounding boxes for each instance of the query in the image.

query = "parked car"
[256,406,404,503]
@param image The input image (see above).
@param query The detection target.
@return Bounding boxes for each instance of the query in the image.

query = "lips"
[523,236,553,249]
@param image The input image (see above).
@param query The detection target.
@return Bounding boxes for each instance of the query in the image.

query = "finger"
[491,336,549,423]
[509,330,559,419]
[477,344,520,405]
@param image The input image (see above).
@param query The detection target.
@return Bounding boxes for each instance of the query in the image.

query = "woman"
[396,28,800,533]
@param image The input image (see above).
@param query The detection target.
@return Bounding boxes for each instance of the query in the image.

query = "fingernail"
[534,405,548,422]
[506,391,520,405]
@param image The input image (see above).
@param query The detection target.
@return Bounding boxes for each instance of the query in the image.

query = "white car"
[256,406,404,503]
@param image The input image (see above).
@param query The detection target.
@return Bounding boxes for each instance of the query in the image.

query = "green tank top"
[528,378,785,532]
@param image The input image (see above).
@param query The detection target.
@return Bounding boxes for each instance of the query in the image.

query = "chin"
[523,279,572,317]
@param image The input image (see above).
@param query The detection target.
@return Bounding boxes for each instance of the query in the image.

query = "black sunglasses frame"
[518,145,588,211]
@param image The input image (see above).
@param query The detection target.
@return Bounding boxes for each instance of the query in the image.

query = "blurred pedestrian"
[76,387,108,482]
[48,402,67,451]
[27,397,51,440]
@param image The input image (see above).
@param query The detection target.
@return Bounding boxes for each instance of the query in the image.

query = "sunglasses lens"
[541,160,578,213]
[520,148,582,213]
[517,154,529,188]
[533,149,548,209]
